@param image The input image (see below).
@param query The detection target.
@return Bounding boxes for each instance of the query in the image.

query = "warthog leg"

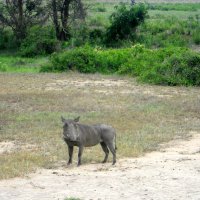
[100,142,109,163]
[106,142,116,165]
[77,145,84,166]
[67,145,73,165]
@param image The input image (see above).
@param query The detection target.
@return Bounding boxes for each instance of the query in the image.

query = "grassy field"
[88,1,200,24]
[0,0,200,180]
[86,0,200,49]
[1,73,200,179]
[0,53,47,73]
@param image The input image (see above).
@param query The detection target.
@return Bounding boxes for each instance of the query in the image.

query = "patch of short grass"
[0,151,46,179]
[0,55,47,73]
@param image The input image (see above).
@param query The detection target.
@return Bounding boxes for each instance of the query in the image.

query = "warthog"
[61,116,117,166]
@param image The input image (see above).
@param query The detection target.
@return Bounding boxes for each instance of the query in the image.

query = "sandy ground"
[0,133,199,200]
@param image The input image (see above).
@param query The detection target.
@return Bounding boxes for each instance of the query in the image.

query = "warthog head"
[61,116,80,141]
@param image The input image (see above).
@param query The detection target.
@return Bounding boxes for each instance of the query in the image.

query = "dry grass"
[1,72,200,179]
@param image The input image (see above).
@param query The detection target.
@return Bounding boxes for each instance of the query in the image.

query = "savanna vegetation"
[0,0,200,180]
[0,0,199,85]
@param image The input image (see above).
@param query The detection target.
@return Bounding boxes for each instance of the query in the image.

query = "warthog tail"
[115,135,117,150]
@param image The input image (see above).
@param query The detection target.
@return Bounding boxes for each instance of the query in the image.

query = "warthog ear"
[74,116,80,122]
[61,116,66,123]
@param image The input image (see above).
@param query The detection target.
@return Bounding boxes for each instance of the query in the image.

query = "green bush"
[96,48,132,72]
[20,26,60,57]
[0,29,18,50]
[89,29,105,45]
[40,46,132,73]
[160,51,200,85]
[41,45,200,86]
[105,3,147,46]
[40,46,97,73]
[119,46,200,86]
[69,23,90,47]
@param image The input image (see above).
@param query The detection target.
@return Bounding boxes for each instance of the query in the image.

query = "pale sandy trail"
[0,134,200,200]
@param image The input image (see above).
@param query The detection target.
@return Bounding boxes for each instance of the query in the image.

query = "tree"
[105,3,147,45]
[0,0,48,41]
[50,0,86,41]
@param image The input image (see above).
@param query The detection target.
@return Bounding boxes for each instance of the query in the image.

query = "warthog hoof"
[67,161,72,166]
[112,160,116,165]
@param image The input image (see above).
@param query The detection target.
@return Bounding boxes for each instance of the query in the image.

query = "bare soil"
[0,132,199,200]
[0,141,37,154]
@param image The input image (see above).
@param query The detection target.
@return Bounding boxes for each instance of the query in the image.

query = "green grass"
[147,3,200,11]
[149,10,200,19]
[86,2,200,48]
[0,54,48,73]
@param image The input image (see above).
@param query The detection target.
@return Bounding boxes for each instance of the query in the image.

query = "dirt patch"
[0,133,200,200]
[45,79,131,91]
[0,141,37,154]
[0,141,16,154]
[44,78,189,99]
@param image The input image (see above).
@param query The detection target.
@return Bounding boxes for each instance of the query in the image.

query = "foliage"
[118,45,200,86]
[0,0,48,41]
[41,45,200,86]
[49,0,86,41]
[20,26,60,57]
[89,29,105,45]
[40,45,132,73]
[137,15,200,48]
[105,3,147,46]
[0,29,18,50]
[40,46,97,73]
[69,23,90,47]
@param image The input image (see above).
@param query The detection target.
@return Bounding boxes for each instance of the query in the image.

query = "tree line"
[0,0,86,42]
[0,1,148,56]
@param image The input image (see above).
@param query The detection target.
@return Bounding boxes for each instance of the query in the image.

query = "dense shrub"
[89,29,105,45]
[41,45,200,86]
[20,26,60,57]
[40,46,97,73]
[40,46,132,73]
[119,46,200,86]
[105,3,147,46]
[69,23,90,47]
[0,29,18,50]
[95,48,132,72]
